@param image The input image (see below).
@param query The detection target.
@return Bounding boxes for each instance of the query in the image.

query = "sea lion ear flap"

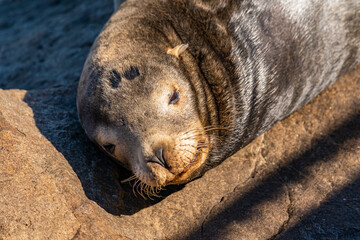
[167,43,189,58]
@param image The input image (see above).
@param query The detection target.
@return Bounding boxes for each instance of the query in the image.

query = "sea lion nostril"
[147,147,168,168]
[103,143,115,154]
[155,147,167,167]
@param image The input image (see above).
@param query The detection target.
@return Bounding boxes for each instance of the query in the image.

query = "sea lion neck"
[172,45,237,157]
[158,1,238,161]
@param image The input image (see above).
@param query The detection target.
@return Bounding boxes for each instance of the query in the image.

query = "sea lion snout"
[90,120,206,187]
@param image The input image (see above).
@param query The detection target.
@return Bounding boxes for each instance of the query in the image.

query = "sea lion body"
[77,0,360,188]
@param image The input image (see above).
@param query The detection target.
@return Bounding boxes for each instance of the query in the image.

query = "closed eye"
[169,89,179,104]
[103,143,115,154]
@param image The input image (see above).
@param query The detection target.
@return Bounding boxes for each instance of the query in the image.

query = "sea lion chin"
[77,0,360,190]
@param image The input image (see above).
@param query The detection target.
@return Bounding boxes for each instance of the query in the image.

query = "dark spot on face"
[119,118,126,126]
[109,70,122,88]
[123,66,140,80]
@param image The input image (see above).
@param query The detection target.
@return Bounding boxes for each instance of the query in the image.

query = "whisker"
[121,174,137,183]
[182,148,206,157]
[204,126,230,131]
[142,182,151,200]
[179,143,209,151]
[132,179,140,197]
[178,144,199,148]
[137,181,146,199]
[156,186,163,194]
[181,132,223,141]
[124,173,166,198]
[149,186,161,198]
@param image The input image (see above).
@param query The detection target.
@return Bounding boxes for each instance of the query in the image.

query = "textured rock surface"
[1,0,360,239]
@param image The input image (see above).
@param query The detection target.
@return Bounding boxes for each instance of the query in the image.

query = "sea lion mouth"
[142,135,209,187]
[166,137,209,185]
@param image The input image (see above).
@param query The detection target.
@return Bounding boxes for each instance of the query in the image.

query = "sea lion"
[77,0,360,190]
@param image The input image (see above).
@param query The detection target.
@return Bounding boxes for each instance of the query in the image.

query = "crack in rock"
[71,226,81,240]
[269,186,293,240]
[200,196,225,239]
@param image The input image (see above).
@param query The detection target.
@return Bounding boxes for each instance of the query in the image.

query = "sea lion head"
[77,14,216,188]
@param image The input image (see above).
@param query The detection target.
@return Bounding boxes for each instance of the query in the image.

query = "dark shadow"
[184,111,360,239]
[23,85,184,216]
[277,175,360,240]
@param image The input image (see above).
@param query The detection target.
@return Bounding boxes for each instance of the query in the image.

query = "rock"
[0,88,125,239]
[1,66,359,239]
[0,0,113,90]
